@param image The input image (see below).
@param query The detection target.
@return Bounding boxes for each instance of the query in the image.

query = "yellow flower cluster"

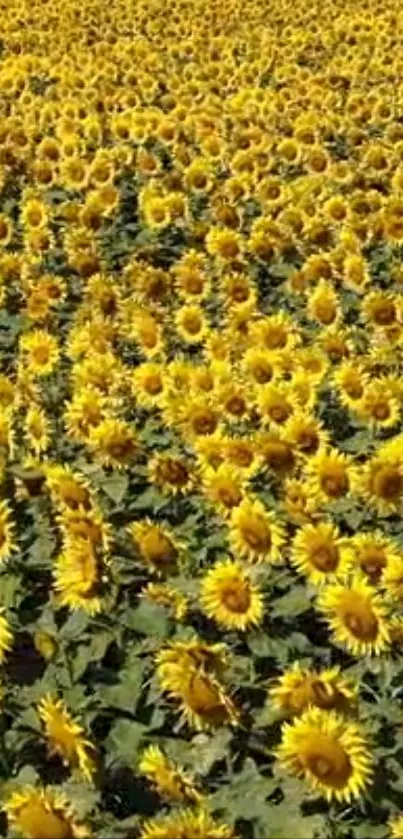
[0,0,403,835]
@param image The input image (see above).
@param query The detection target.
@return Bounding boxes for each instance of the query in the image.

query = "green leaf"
[129,487,166,512]
[209,758,276,823]
[125,601,170,638]
[0,573,21,608]
[106,719,147,767]
[271,586,311,618]
[189,730,233,775]
[260,802,327,839]
[247,633,288,659]
[60,610,90,641]
[101,658,144,712]
[102,473,129,504]
[60,781,100,819]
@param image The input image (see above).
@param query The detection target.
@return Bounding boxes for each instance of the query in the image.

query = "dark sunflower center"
[241,517,271,551]
[221,581,251,613]
[373,466,403,501]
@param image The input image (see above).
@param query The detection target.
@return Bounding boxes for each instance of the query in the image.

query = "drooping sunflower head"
[129,520,179,575]
[200,558,264,630]
[317,575,391,656]
[291,521,353,585]
[37,694,96,782]
[4,785,90,839]
[269,663,358,717]
[139,807,236,839]
[53,539,106,615]
[138,745,201,803]
[229,497,286,564]
[276,707,373,802]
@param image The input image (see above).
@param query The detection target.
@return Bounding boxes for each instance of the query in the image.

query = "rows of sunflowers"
[2,0,403,836]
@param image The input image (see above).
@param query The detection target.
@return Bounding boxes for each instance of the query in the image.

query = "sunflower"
[21,198,49,229]
[25,405,51,455]
[241,347,281,388]
[148,452,193,495]
[142,583,188,621]
[307,279,341,326]
[361,452,403,515]
[4,785,89,839]
[258,383,297,427]
[178,398,221,441]
[276,707,373,802]
[200,559,264,630]
[256,430,298,477]
[37,694,96,782]
[175,304,208,344]
[269,664,357,717]
[251,313,299,353]
[389,815,403,839]
[0,608,12,662]
[282,478,318,525]
[291,522,353,585]
[155,638,238,730]
[132,362,166,409]
[317,576,391,656]
[229,497,285,564]
[57,506,111,553]
[206,227,243,262]
[20,330,60,376]
[342,254,370,294]
[139,808,235,839]
[139,745,201,803]
[0,500,16,565]
[53,540,106,614]
[44,464,92,512]
[284,412,329,457]
[201,463,246,516]
[129,520,179,575]
[224,436,260,476]
[382,554,403,603]
[351,531,400,584]
[358,381,400,430]
[333,362,369,411]
[64,387,109,442]
[362,291,399,329]
[88,418,140,469]
[304,447,357,506]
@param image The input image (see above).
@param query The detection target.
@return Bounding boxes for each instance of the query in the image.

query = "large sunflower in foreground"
[276,707,373,802]
[139,807,236,839]
[200,558,264,630]
[4,785,90,839]
[317,576,391,656]
[290,521,353,585]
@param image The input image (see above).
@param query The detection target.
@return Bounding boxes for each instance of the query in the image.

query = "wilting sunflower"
[53,540,106,614]
[4,785,89,839]
[139,745,201,803]
[269,663,357,717]
[139,808,236,839]
[389,815,403,839]
[155,638,238,730]
[20,330,60,376]
[317,575,391,656]
[88,418,140,469]
[229,497,285,564]
[129,520,179,575]
[200,559,264,630]
[291,521,354,585]
[148,452,193,495]
[351,531,400,584]
[276,707,373,802]
[37,694,96,782]
[304,447,357,506]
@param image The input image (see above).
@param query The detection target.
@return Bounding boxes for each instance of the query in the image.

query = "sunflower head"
[200,559,264,630]
[229,497,285,564]
[317,575,391,656]
[276,707,373,802]
[4,785,90,839]
[269,664,357,717]
[129,520,179,575]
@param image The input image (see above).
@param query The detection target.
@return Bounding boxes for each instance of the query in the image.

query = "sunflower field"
[3,0,403,837]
